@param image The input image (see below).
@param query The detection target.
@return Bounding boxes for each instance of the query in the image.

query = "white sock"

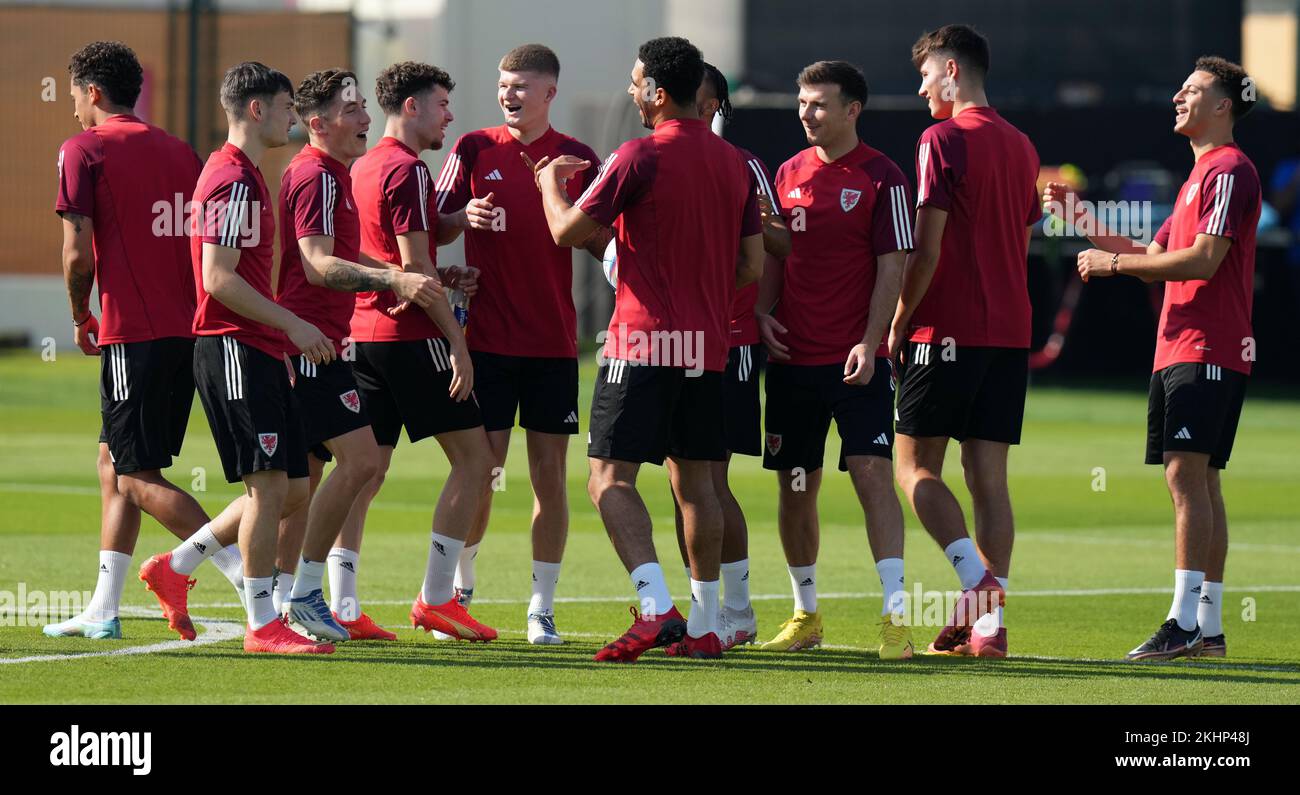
[528,560,561,615]
[687,579,720,638]
[327,547,360,621]
[454,543,479,592]
[875,557,906,618]
[1166,569,1205,632]
[788,564,817,613]
[720,559,751,612]
[422,532,466,605]
[169,523,218,575]
[944,538,984,590]
[84,550,131,621]
[995,576,1009,627]
[209,543,244,589]
[289,557,325,599]
[245,577,277,629]
[1198,580,1224,637]
[271,572,293,615]
[629,562,673,618]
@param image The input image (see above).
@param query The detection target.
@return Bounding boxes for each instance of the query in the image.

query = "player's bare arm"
[298,234,439,306]
[736,232,765,288]
[537,155,598,246]
[1077,233,1230,284]
[59,211,99,355]
[201,241,334,364]
[754,248,789,361]
[580,226,614,260]
[1042,181,1150,255]
[889,205,948,358]
[845,248,906,385]
[396,230,474,400]
[758,191,792,259]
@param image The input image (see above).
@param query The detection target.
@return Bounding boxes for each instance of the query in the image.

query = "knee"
[282,478,310,516]
[341,451,381,491]
[849,457,894,496]
[532,461,568,505]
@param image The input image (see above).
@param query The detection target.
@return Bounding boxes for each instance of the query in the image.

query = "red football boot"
[139,552,197,641]
[594,606,688,662]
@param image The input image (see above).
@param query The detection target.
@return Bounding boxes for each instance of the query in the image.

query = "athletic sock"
[169,523,218,576]
[1166,569,1205,632]
[788,564,817,613]
[84,550,131,621]
[271,572,293,615]
[1197,580,1224,637]
[289,558,325,599]
[720,559,751,612]
[944,538,984,590]
[421,532,466,605]
[528,560,561,615]
[245,576,277,630]
[628,562,673,618]
[327,547,360,621]
[454,543,479,592]
[687,579,720,638]
[875,557,906,618]
[209,543,244,589]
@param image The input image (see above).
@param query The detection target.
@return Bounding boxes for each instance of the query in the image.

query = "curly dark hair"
[294,68,357,120]
[68,41,143,109]
[375,61,455,115]
[797,60,868,109]
[219,61,293,118]
[637,36,703,107]
[1195,55,1256,121]
[700,62,732,121]
[911,24,990,79]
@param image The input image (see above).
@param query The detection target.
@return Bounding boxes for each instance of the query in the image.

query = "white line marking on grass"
[0,608,242,665]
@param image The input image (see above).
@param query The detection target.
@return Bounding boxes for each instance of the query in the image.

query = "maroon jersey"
[773,143,913,365]
[55,114,201,344]
[911,106,1041,348]
[350,137,442,342]
[577,118,761,373]
[190,143,285,358]
[730,146,782,348]
[1152,144,1260,375]
[435,125,599,358]
[277,145,361,355]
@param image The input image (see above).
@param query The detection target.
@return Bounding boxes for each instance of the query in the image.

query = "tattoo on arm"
[321,259,394,293]
[67,268,94,314]
[62,212,86,234]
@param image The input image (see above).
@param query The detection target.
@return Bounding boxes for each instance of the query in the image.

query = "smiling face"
[411,85,453,150]
[917,53,955,119]
[310,91,371,160]
[797,83,856,148]
[1173,70,1229,138]
[498,69,554,132]
[628,59,658,130]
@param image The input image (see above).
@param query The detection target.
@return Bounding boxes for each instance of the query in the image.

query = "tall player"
[46,41,244,641]
[433,44,602,645]
[273,69,441,642]
[889,25,1041,658]
[346,61,498,642]
[668,62,790,651]
[1045,57,1259,660]
[754,60,915,658]
[537,37,765,660]
[190,61,336,654]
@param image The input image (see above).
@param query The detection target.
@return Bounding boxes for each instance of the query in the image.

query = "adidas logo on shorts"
[565,411,578,424]
[1175,427,1193,440]
[873,432,889,445]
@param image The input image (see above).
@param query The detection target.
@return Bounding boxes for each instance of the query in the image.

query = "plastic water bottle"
[447,286,469,328]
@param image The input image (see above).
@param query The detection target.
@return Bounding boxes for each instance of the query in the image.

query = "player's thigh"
[1158,363,1236,465]
[762,362,833,473]
[293,357,372,459]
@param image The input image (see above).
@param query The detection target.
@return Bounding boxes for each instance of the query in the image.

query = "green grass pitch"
[1,350,1298,704]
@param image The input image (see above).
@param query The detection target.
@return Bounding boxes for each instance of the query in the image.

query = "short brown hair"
[499,44,560,77]
[911,24,990,80]
[294,68,357,121]
[220,61,293,118]
[796,60,868,108]
[375,61,455,115]
[1195,55,1256,121]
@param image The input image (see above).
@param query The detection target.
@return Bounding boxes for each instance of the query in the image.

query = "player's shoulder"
[58,128,101,160]
[776,147,814,178]
[199,153,256,197]
[453,127,500,155]
[605,134,657,171]
[856,144,906,182]
[554,131,599,163]
[1203,145,1261,185]
[918,117,960,147]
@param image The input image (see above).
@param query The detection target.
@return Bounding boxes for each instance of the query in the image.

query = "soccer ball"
[601,239,617,291]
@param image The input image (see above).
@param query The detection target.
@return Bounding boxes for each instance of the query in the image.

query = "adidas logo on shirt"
[564,411,579,424]
[484,169,503,181]
[873,432,890,446]
[786,186,802,200]
[1175,427,1193,440]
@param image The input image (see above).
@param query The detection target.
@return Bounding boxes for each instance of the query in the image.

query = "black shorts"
[98,337,195,475]
[471,351,579,435]
[895,343,1028,444]
[1146,362,1247,470]
[353,338,482,447]
[587,360,725,465]
[724,344,763,456]
[192,336,308,483]
[291,354,372,463]
[763,359,894,473]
